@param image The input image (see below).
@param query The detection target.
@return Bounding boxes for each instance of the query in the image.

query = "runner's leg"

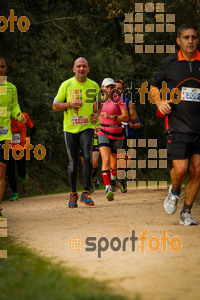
[17,152,27,179]
[92,150,100,188]
[185,154,200,207]
[110,153,118,190]
[64,132,80,193]
[170,159,188,193]
[0,141,9,208]
[99,146,112,188]
[80,129,94,190]
[7,153,17,193]
[92,151,99,170]
[110,153,117,171]
[179,154,200,225]
[0,162,7,205]
[164,159,188,215]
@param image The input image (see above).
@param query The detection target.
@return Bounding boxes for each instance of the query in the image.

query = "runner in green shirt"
[53,57,101,208]
[0,55,26,217]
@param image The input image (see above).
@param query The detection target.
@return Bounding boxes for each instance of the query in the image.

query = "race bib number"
[181,87,200,102]
[11,133,21,144]
[72,115,88,125]
[0,126,8,136]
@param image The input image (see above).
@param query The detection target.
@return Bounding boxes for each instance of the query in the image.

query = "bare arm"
[91,103,103,124]
[14,112,26,124]
[53,101,70,111]
[101,108,129,123]
[129,122,141,130]
[19,113,26,124]
[52,99,82,111]
[128,101,138,123]
[150,85,171,115]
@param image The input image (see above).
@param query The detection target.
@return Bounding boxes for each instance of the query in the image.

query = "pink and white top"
[98,96,127,140]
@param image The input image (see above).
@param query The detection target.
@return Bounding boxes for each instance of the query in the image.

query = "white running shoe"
[164,185,179,215]
[180,209,198,226]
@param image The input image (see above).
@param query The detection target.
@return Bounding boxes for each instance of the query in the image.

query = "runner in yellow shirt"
[53,57,101,208]
[0,55,26,217]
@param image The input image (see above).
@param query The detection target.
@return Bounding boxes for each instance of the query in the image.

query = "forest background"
[1,0,200,197]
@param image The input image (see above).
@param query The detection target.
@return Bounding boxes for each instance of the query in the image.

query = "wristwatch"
[114,115,117,121]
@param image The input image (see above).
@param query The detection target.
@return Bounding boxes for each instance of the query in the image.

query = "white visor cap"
[101,78,116,87]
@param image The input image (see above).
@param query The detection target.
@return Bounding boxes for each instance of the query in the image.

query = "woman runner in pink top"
[98,78,129,201]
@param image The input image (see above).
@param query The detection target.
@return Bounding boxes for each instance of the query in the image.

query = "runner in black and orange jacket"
[150,23,200,226]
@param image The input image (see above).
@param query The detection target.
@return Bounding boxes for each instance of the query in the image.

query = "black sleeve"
[150,54,177,89]
[150,60,166,89]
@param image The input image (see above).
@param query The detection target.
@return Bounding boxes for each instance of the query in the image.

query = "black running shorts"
[98,135,124,154]
[167,132,200,160]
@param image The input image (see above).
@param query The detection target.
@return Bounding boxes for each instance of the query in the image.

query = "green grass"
[0,238,140,300]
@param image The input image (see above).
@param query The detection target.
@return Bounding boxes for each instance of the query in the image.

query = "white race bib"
[0,126,8,136]
[11,133,21,144]
[181,87,200,102]
[72,115,88,125]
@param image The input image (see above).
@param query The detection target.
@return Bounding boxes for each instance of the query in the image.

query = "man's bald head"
[73,57,88,68]
[73,57,90,82]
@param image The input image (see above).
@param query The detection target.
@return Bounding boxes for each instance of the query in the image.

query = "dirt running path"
[2,189,200,300]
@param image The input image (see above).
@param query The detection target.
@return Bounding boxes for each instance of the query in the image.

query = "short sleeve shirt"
[54,77,100,134]
[0,81,22,142]
[98,96,127,140]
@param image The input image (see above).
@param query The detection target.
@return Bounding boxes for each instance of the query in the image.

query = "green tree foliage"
[1,0,200,193]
